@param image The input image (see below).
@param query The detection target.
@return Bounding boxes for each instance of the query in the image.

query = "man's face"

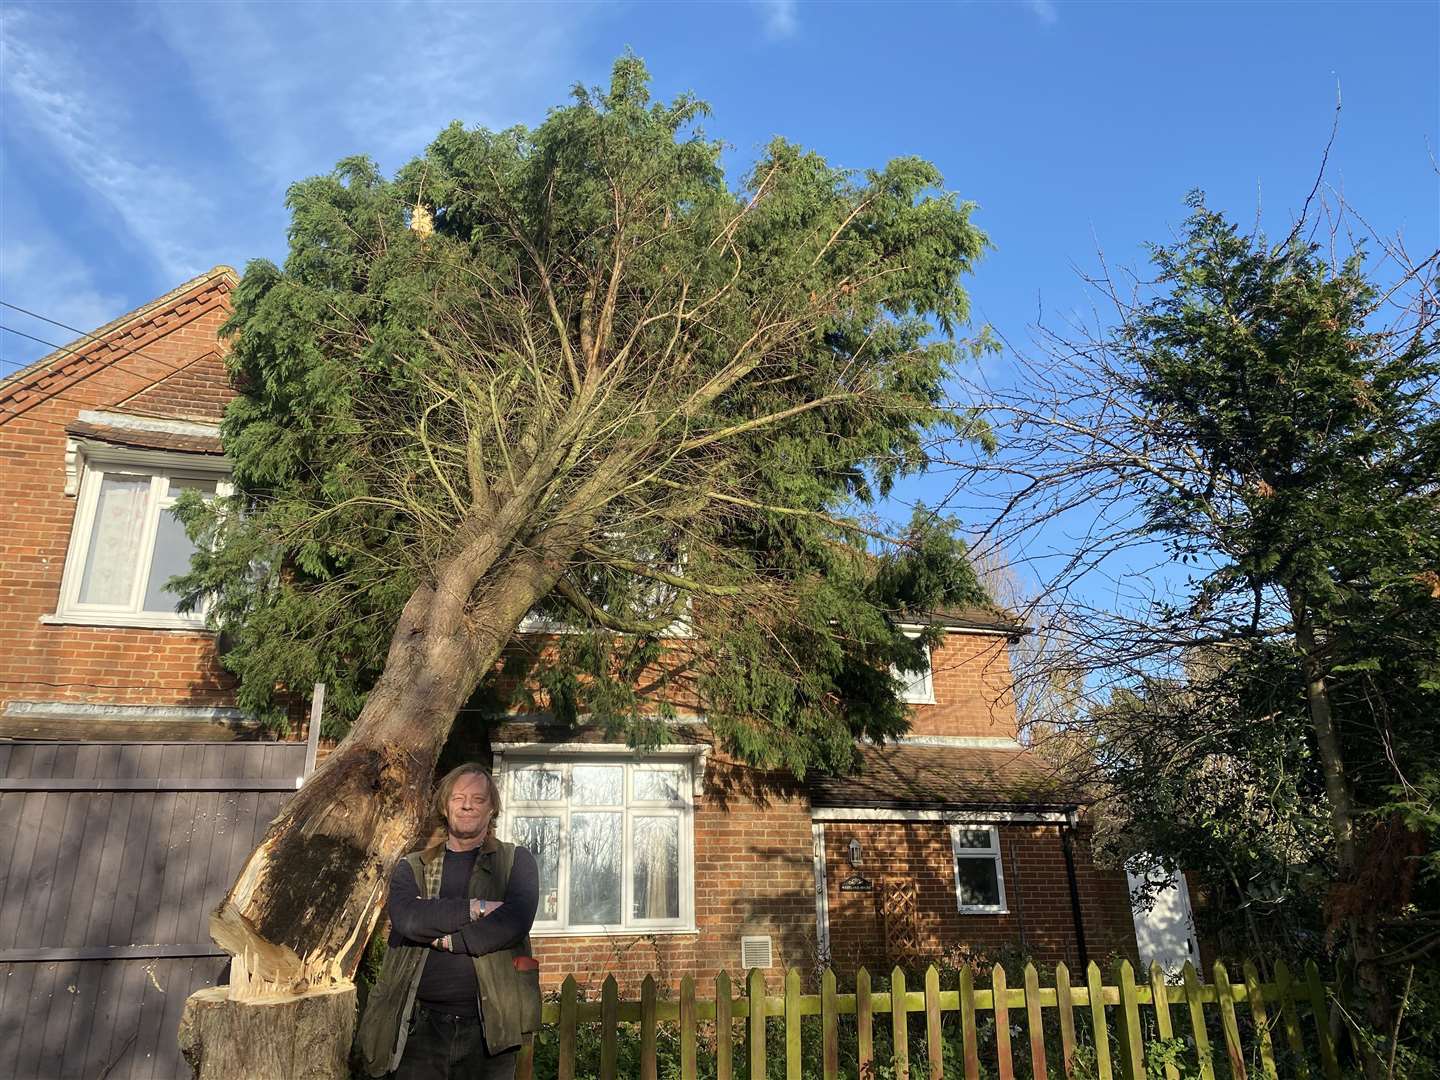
[445,773,494,840]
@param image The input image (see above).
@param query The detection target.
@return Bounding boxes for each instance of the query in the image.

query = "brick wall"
[0,274,237,714]
[529,753,819,995]
[821,819,1136,975]
[494,628,1019,741]
[907,631,1020,740]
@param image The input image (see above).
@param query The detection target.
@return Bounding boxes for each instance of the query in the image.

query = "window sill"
[41,612,214,633]
[956,907,1009,916]
[530,924,699,939]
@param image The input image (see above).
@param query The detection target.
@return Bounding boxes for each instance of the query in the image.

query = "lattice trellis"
[881,877,921,962]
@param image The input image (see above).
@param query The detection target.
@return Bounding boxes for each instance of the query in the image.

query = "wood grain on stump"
[179,984,356,1080]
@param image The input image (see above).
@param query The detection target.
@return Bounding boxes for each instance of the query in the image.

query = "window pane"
[511,766,564,802]
[166,477,218,496]
[512,815,561,921]
[953,829,995,851]
[633,767,685,803]
[572,765,622,806]
[142,505,201,613]
[956,857,1001,908]
[632,816,680,920]
[79,474,151,605]
[569,812,622,924]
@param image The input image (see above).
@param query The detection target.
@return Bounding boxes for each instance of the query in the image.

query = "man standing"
[359,763,540,1078]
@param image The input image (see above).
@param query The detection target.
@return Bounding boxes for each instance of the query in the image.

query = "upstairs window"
[55,458,229,629]
[893,640,936,704]
[951,825,1007,913]
[501,758,694,934]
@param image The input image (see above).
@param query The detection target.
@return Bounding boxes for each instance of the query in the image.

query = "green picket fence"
[514,958,1340,1080]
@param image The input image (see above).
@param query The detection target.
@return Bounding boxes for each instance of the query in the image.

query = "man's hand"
[430,934,453,952]
[468,899,505,920]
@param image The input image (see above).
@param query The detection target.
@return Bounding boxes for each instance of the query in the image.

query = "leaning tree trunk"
[180,556,558,1078]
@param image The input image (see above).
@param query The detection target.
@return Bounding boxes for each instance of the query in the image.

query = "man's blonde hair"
[432,762,501,833]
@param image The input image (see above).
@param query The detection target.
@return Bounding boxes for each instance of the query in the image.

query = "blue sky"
[2,0,1436,600]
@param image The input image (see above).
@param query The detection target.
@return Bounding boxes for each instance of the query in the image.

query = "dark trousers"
[394,1005,518,1080]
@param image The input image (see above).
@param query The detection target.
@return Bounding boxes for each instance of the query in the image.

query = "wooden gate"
[0,740,308,1080]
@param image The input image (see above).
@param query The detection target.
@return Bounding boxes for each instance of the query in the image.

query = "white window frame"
[893,638,936,704]
[50,446,231,630]
[500,756,696,936]
[950,824,1008,914]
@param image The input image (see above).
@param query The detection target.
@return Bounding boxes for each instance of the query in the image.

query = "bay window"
[501,758,694,933]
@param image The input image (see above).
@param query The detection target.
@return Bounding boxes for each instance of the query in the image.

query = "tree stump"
[178,984,356,1080]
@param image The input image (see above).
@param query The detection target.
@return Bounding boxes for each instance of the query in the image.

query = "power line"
[0,323,65,351]
[0,300,93,339]
[0,298,203,392]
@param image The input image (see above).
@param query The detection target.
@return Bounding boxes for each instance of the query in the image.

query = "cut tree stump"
[179,984,356,1080]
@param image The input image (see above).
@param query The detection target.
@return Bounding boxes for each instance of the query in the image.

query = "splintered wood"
[209,747,421,1002]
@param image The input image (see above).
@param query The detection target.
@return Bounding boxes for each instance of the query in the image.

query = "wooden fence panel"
[640,975,657,1080]
[0,739,307,1080]
[925,964,944,1080]
[785,966,802,1080]
[1273,960,1311,1080]
[1215,961,1248,1080]
[747,968,766,1080]
[1056,961,1077,1080]
[1024,962,1048,1080]
[994,962,1014,1080]
[600,974,618,1080]
[960,963,979,1080]
[1149,960,1180,1080]
[527,959,1343,1080]
[1185,960,1217,1080]
[715,971,733,1080]
[892,965,910,1080]
[1087,961,1114,1080]
[557,975,577,1080]
[1244,960,1279,1080]
[1117,959,1145,1080]
[857,966,874,1079]
[680,974,697,1080]
[1305,961,1341,1080]
[822,967,839,1080]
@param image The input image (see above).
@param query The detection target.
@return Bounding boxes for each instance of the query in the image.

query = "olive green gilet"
[357,840,541,1075]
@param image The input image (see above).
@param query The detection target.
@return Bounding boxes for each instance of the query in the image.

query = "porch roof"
[807,742,1088,811]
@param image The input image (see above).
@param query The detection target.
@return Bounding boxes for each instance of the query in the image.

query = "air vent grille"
[740,935,773,970]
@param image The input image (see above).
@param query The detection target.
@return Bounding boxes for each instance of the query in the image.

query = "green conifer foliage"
[177,55,994,777]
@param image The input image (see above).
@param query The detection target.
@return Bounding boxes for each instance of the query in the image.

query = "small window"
[503,758,694,933]
[951,825,1007,913]
[56,459,230,628]
[893,641,935,704]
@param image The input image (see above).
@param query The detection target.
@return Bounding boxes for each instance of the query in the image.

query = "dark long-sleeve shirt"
[387,844,540,952]
[386,845,540,1016]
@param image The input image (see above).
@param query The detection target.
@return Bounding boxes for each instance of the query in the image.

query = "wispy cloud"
[755,0,799,40]
[1025,0,1059,26]
[148,1,601,189]
[0,7,218,282]
[0,237,127,373]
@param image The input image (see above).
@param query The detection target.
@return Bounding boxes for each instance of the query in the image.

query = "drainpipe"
[1060,810,1089,970]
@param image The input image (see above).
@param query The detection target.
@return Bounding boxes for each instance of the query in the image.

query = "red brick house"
[0,268,243,740]
[491,615,1137,992]
[0,271,1136,994]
